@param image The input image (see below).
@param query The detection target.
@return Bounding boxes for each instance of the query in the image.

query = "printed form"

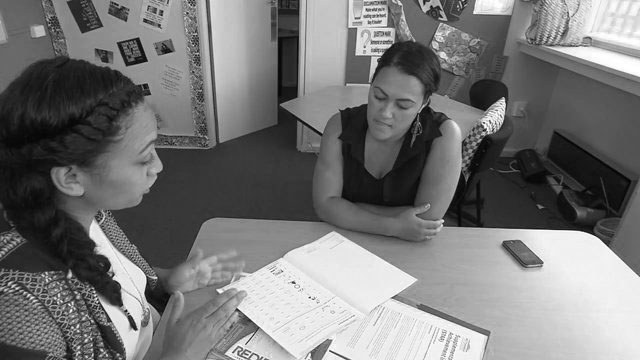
[326,299,489,360]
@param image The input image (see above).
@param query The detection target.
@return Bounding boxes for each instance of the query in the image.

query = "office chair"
[469,79,509,110]
[448,79,512,226]
[450,116,514,226]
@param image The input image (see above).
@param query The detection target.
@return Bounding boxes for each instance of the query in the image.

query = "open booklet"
[217,231,417,358]
[322,297,490,360]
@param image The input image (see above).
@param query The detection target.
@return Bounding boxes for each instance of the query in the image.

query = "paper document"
[326,299,490,360]
[219,231,417,358]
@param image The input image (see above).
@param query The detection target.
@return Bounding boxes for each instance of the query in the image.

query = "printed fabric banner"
[430,23,487,78]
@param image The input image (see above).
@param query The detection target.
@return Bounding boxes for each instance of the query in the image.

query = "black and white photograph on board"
[154,39,175,55]
[94,48,114,64]
[108,1,130,22]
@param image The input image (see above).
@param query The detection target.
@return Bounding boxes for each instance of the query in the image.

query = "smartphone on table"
[502,240,544,268]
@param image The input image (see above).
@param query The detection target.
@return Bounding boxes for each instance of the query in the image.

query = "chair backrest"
[469,79,509,110]
[465,116,514,189]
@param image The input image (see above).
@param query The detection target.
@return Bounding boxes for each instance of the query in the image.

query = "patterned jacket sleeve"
[0,285,67,359]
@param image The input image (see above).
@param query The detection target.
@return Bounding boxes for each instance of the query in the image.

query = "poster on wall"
[94,48,114,64]
[139,0,172,32]
[355,27,395,56]
[430,23,487,78]
[419,0,469,22]
[348,0,389,28]
[67,0,103,33]
[117,37,148,66]
[108,1,131,22]
[160,64,186,97]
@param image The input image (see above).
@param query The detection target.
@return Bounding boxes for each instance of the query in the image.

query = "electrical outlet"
[510,101,528,118]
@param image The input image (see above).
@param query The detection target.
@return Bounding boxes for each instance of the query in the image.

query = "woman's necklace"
[103,238,151,330]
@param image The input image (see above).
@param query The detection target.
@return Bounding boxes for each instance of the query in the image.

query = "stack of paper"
[215,231,490,360]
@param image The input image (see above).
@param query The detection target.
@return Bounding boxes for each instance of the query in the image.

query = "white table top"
[280,85,485,137]
[148,218,640,360]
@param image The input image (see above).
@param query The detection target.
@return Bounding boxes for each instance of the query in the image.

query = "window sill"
[517,39,640,97]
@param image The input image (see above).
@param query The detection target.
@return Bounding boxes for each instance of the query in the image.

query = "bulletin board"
[345,0,512,104]
[41,0,214,148]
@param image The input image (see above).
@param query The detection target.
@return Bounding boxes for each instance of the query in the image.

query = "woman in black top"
[313,41,462,242]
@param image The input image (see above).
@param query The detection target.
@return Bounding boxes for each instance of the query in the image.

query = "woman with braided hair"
[0,57,246,360]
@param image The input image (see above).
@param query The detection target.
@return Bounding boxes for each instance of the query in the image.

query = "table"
[280,85,485,137]
[148,218,640,360]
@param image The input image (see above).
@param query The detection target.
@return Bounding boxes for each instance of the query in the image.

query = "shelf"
[517,39,640,97]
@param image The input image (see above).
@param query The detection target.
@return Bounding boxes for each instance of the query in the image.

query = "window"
[589,0,640,57]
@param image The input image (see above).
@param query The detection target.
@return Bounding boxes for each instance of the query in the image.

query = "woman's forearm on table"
[315,197,400,237]
[355,202,411,217]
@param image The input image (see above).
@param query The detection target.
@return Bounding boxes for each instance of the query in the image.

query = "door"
[210,0,278,142]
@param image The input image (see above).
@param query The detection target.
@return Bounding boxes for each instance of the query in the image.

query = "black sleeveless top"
[339,104,448,206]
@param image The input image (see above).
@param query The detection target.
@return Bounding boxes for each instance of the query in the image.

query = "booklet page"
[284,231,417,314]
[219,258,361,358]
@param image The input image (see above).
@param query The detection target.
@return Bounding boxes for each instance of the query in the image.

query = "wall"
[300,0,347,93]
[296,0,348,151]
[612,187,640,275]
[0,0,54,90]
[345,0,511,105]
[501,0,558,155]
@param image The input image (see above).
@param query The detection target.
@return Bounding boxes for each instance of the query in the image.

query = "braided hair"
[0,57,144,306]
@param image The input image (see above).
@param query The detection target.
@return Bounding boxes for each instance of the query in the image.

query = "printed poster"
[139,0,172,32]
[348,0,389,28]
[355,27,395,56]
[67,0,103,33]
[94,48,114,64]
[136,83,152,96]
[153,39,176,55]
[160,64,185,97]
[108,1,130,22]
[117,37,148,66]
[419,0,469,22]
[430,23,487,78]
[473,0,515,15]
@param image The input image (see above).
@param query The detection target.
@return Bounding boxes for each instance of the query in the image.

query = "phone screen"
[502,240,543,267]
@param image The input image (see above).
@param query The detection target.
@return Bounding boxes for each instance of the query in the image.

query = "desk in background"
[148,218,640,360]
[280,85,484,137]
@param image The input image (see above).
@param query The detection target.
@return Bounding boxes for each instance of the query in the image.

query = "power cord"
[491,159,520,174]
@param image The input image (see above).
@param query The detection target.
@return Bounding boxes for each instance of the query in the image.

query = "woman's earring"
[410,115,423,148]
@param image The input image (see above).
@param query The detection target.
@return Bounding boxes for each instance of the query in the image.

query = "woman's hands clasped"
[159,249,245,293]
[393,204,444,242]
[160,289,246,360]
